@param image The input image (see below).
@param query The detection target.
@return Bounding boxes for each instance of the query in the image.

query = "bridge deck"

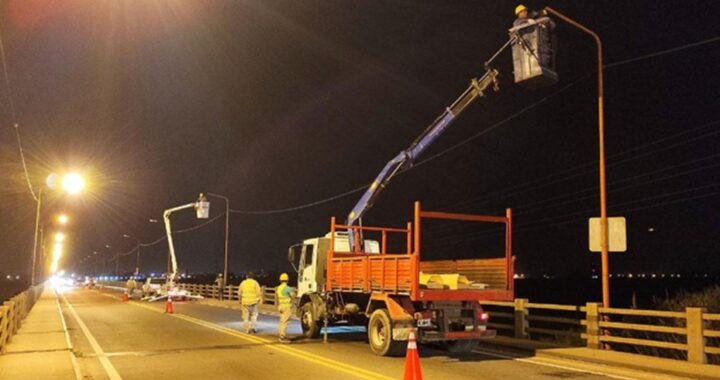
[2,286,704,379]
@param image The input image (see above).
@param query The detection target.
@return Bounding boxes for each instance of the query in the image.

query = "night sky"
[1,1,719,281]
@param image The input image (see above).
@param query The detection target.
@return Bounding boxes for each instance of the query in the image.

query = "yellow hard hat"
[515,4,527,15]
[279,273,289,282]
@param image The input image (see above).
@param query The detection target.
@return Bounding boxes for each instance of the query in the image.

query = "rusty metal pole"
[544,7,609,308]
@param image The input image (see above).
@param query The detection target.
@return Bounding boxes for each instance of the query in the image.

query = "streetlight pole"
[206,192,230,284]
[29,173,85,285]
[30,188,43,286]
[543,7,610,308]
[115,249,120,275]
[123,234,141,275]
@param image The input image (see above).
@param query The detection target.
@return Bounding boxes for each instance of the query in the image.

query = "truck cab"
[289,233,379,299]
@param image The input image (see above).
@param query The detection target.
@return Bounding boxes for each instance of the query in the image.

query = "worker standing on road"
[126,277,137,298]
[238,272,263,334]
[142,278,152,298]
[276,273,296,343]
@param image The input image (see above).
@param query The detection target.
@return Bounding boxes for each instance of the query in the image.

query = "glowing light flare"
[57,214,69,225]
[61,173,85,194]
[52,243,63,261]
[55,232,65,242]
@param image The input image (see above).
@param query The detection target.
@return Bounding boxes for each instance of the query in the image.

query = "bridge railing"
[176,283,277,305]
[0,285,44,355]
[109,280,720,365]
[480,299,720,365]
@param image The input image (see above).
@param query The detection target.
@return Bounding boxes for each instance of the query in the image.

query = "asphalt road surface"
[58,287,634,380]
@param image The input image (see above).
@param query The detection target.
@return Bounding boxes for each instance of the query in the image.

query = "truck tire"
[368,309,405,357]
[445,339,479,354]
[300,303,320,339]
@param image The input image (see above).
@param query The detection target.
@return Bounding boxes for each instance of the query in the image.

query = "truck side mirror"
[288,245,299,273]
[288,247,296,263]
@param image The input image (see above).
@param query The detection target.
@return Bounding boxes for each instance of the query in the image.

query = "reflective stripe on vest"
[240,279,260,305]
[276,283,291,308]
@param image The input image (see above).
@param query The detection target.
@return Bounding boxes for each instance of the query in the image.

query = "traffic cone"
[165,296,174,314]
[403,331,423,380]
[121,291,129,302]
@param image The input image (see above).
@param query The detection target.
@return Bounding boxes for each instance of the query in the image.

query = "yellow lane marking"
[98,292,395,380]
[61,292,123,380]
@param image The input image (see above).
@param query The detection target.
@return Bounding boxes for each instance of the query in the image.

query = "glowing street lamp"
[57,214,69,225]
[61,173,85,194]
[31,172,85,285]
[55,232,65,242]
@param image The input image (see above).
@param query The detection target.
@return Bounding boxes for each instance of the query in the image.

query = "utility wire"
[230,185,368,215]
[430,184,720,247]
[0,20,37,201]
[113,212,226,259]
[92,35,720,270]
[223,36,719,216]
[604,35,720,69]
[444,119,720,214]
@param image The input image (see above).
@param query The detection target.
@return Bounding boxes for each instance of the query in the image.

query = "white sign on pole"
[588,217,627,252]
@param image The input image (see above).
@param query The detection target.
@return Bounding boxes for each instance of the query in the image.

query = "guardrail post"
[514,298,529,339]
[686,307,707,364]
[0,305,8,354]
[586,302,600,349]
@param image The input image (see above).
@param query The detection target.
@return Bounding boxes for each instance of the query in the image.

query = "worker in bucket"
[238,272,263,334]
[276,273,296,343]
[513,4,532,26]
[513,4,555,67]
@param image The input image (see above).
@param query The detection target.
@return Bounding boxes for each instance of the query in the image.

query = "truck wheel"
[368,309,405,356]
[300,303,320,339]
[445,339,479,354]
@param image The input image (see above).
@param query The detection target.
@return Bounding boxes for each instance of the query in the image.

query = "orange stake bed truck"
[287,201,514,356]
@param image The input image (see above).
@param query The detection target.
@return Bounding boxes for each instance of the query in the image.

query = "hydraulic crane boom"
[346,38,517,250]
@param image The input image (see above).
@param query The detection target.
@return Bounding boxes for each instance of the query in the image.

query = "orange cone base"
[122,292,129,302]
[165,298,174,314]
[403,333,423,380]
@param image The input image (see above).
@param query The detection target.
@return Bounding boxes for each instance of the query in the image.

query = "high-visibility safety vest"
[276,283,292,309]
[239,279,261,305]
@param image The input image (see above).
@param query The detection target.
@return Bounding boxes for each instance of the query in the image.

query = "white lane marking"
[96,291,396,380]
[60,292,123,380]
[473,347,690,380]
[54,290,83,380]
[472,348,640,380]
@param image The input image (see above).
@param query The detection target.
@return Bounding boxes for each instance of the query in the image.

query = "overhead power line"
[0,20,37,201]
[220,36,720,216]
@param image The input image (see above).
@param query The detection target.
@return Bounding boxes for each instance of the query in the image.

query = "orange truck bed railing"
[327,201,514,302]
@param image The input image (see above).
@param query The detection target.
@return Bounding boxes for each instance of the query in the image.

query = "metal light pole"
[30,173,85,285]
[104,244,112,275]
[543,7,610,307]
[30,188,43,286]
[123,234,141,275]
[206,192,230,284]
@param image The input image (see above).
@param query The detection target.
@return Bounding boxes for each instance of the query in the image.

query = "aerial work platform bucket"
[510,17,558,89]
